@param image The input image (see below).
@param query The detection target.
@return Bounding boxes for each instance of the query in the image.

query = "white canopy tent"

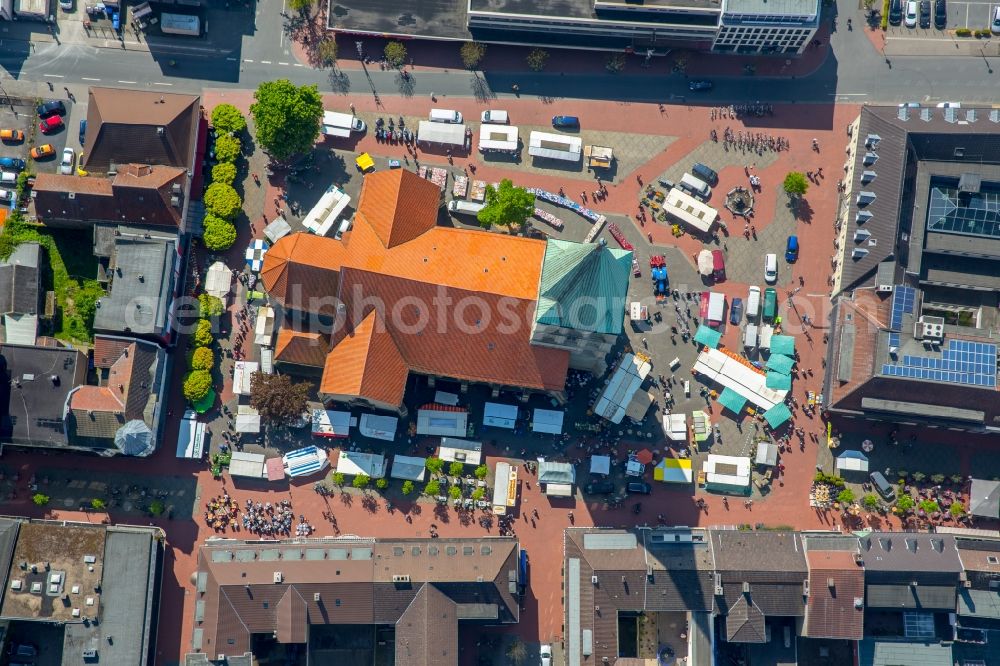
[263,217,292,244]
[235,405,261,434]
[204,261,232,301]
[835,450,870,472]
[232,361,258,396]
[479,124,519,152]
[416,408,468,437]
[359,413,398,441]
[483,402,518,429]
[311,409,353,438]
[590,455,611,476]
[532,409,564,435]
[692,347,787,412]
[302,184,351,237]
[335,450,387,479]
[254,306,275,347]
[390,455,427,482]
[283,445,330,478]
[593,352,652,424]
[664,188,718,234]
[438,438,482,466]
[176,410,206,459]
[663,413,688,442]
[228,451,266,479]
[417,120,467,146]
[528,131,582,161]
[755,442,779,467]
[538,460,576,485]
[434,391,460,406]
[704,454,751,489]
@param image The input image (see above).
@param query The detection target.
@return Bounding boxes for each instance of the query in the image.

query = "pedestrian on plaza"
[349,102,355,114]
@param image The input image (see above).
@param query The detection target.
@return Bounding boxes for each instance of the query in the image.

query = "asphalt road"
[0,1,998,106]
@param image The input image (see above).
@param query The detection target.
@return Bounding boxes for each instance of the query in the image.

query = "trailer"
[160,12,200,36]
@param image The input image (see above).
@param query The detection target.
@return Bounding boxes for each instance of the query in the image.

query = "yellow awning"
[355,153,375,172]
[654,457,693,483]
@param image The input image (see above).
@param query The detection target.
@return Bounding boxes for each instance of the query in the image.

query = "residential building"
[185,536,520,665]
[326,0,820,54]
[801,534,865,642]
[0,517,163,666]
[825,106,1000,433]
[0,242,44,346]
[955,534,1000,662]
[261,169,630,414]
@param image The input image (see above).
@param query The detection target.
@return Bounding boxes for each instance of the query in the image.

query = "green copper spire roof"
[535,239,632,335]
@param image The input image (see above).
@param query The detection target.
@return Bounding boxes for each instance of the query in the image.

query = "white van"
[706,292,725,326]
[334,217,353,240]
[430,109,463,124]
[743,323,759,350]
[992,6,1000,34]
[680,172,712,200]
[322,110,366,138]
[448,200,484,215]
[746,286,761,320]
[0,171,16,185]
[481,110,508,124]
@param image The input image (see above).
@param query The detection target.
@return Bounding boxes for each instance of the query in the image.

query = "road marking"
[244,59,254,63]
[280,0,286,49]
[118,80,137,84]
[260,60,272,64]
[293,63,304,67]
[153,82,173,86]
[278,62,289,65]
[835,93,869,96]
[82,77,100,81]
[227,57,238,61]
[43,74,64,78]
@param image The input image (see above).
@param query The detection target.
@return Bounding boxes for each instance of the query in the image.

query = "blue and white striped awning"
[282,445,329,478]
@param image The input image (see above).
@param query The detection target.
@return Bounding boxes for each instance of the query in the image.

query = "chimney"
[827,577,836,589]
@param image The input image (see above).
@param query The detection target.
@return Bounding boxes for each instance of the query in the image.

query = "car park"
[31,144,56,159]
[746,286,761,320]
[626,482,652,494]
[60,147,75,175]
[919,0,930,27]
[688,79,713,91]
[905,0,918,27]
[692,162,718,185]
[934,0,946,28]
[551,115,580,129]
[0,157,26,171]
[585,480,615,494]
[36,100,66,118]
[729,297,744,325]
[481,110,508,124]
[0,171,16,185]
[711,249,726,282]
[764,253,778,283]
[0,129,24,142]
[40,115,64,134]
[785,235,799,263]
[889,0,903,24]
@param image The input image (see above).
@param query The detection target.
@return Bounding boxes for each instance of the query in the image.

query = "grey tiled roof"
[858,639,953,666]
[866,584,956,610]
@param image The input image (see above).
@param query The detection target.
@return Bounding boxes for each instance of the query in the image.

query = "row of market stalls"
[692,346,794,429]
[592,352,653,424]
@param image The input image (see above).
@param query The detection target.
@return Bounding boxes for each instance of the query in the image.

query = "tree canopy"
[190,346,214,371]
[477,179,534,229]
[460,41,486,69]
[183,370,213,402]
[384,41,407,67]
[250,80,323,162]
[204,182,242,220]
[211,162,237,186]
[214,134,241,163]
[210,104,247,135]
[202,214,237,251]
[782,171,809,198]
[198,293,225,318]
[249,372,311,426]
[193,319,214,347]
[316,38,338,68]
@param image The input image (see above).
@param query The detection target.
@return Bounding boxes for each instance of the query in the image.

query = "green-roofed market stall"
[693,324,722,349]
[717,387,747,414]
[763,402,793,428]
[766,371,792,390]
[770,334,795,356]
[766,354,795,374]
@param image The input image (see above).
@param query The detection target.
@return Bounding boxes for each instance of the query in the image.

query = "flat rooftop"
[723,0,818,16]
[470,0,723,18]
[328,0,471,39]
[95,235,175,336]
[0,344,87,447]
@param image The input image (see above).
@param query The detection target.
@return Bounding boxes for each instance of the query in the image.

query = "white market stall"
[593,352,652,424]
[438,438,483,466]
[836,450,870,473]
[692,347,787,412]
[228,451,267,479]
[311,409,353,438]
[359,413,398,441]
[417,407,468,437]
[232,361,258,396]
[479,124,519,152]
[302,184,352,237]
[390,455,427,482]
[483,402,518,430]
[235,405,261,434]
[654,458,693,484]
[590,455,611,476]
[282,445,330,478]
[662,413,688,442]
[664,188,718,234]
[417,120,467,147]
[204,261,232,301]
[434,391,460,406]
[176,410,206,459]
[335,450,387,479]
[532,409,564,435]
[254,306,276,347]
[492,462,519,515]
[528,131,582,162]
[263,217,292,244]
[703,454,752,494]
[538,460,575,497]
[755,442,779,467]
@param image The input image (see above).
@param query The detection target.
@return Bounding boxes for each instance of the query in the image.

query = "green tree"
[424,480,441,496]
[32,493,50,506]
[930,473,946,485]
[507,638,528,665]
[475,464,489,480]
[836,488,855,505]
[895,494,915,512]
[198,293,225,319]
[950,501,966,517]
[471,487,485,501]
[919,498,941,514]
[193,319,214,347]
[448,485,463,500]
[250,80,323,162]
[332,472,346,487]
[384,41,407,68]
[249,372,311,426]
[211,103,247,135]
[183,370,213,403]
[214,134,242,163]
[460,41,487,69]
[190,346,214,371]
[375,477,389,491]
[211,162,237,186]
[352,474,371,490]
[401,480,415,496]
[288,0,313,11]
[782,171,809,198]
[202,215,238,251]
[449,461,465,477]
[605,53,626,73]
[204,182,242,221]
[478,179,534,229]
[526,48,549,71]
[91,498,107,511]
[316,38,338,68]
[912,471,926,483]
[862,493,880,511]
[425,457,444,474]
[149,499,166,517]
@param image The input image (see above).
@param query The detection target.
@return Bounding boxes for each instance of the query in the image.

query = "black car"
[934,0,946,28]
[626,482,652,495]
[688,80,713,92]
[585,480,615,495]
[37,100,66,118]
[79,119,87,146]
[729,297,744,326]
[919,0,931,27]
[889,0,903,24]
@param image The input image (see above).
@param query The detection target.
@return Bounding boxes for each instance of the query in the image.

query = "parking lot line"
[43,74,64,78]
[260,60,272,64]
[82,77,100,81]
[153,82,173,86]
[118,80,137,84]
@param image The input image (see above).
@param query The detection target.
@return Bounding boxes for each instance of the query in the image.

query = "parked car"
[79,118,87,145]
[626,482,652,495]
[870,471,897,500]
[993,6,1000,34]
[919,0,931,27]
[30,144,56,159]
[60,0,73,9]
[764,253,778,283]
[936,101,961,108]
[551,115,580,129]
[889,0,903,24]
[0,157,26,171]
[729,297,744,325]
[60,147,75,175]
[36,100,66,118]
[934,0,946,28]
[585,480,615,495]
[540,644,553,666]
[688,79,713,91]
[0,189,12,202]
[0,129,24,142]
[904,0,918,27]
[39,115,64,134]
[763,287,778,322]
[8,643,36,659]
[785,235,799,263]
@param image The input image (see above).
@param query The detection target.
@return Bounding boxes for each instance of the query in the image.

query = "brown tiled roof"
[826,290,889,408]
[356,169,441,249]
[725,594,766,643]
[803,550,865,640]
[321,310,409,408]
[93,335,133,369]
[111,164,186,227]
[276,586,308,644]
[395,584,458,666]
[274,327,329,368]
[83,88,200,172]
[260,233,344,314]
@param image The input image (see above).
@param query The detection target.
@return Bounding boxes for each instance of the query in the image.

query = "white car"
[764,253,778,284]
[59,147,75,175]
[59,0,73,9]
[0,188,12,202]
[905,0,918,26]
[936,101,961,108]
[540,644,552,666]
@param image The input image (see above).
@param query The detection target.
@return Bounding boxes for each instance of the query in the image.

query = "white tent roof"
[538,460,575,485]
[335,450,387,479]
[835,450,870,472]
[204,261,232,300]
[663,413,688,441]
[664,187,718,234]
[263,217,292,244]
[704,454,751,487]
[232,361,258,396]
[593,352,652,424]
[479,124,519,151]
[590,455,611,475]
[390,455,427,481]
[532,408,564,434]
[176,410,206,459]
[254,306,275,347]
[283,445,330,478]
[755,442,778,466]
[438,438,482,465]
[483,402,518,429]
[654,458,694,484]
[235,405,261,434]
[970,478,1000,518]
[228,451,266,478]
[311,409,352,437]
[528,131,582,161]
[359,413,398,441]
[416,408,468,437]
[302,184,351,237]
[692,347,787,411]
[417,120,467,146]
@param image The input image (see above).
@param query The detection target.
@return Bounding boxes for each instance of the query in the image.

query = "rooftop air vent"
[863,152,879,166]
[68,192,76,200]
[861,170,877,184]
[916,316,945,342]
[852,248,869,260]
[391,574,410,583]
[273,571,282,583]
[854,229,871,243]
[714,573,724,596]
[854,597,864,609]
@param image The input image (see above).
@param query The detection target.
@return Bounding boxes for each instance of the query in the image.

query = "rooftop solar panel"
[883,337,997,387]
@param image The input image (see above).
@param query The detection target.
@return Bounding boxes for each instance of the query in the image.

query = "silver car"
[60,147,75,175]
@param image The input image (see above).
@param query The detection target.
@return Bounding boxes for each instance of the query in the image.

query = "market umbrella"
[114,420,154,457]
[204,261,232,300]
[763,402,793,428]
[635,448,654,465]
[766,354,795,374]
[244,239,270,273]
[697,250,714,276]
[693,324,721,349]
[770,334,795,356]
[766,371,792,390]
[862,439,874,453]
